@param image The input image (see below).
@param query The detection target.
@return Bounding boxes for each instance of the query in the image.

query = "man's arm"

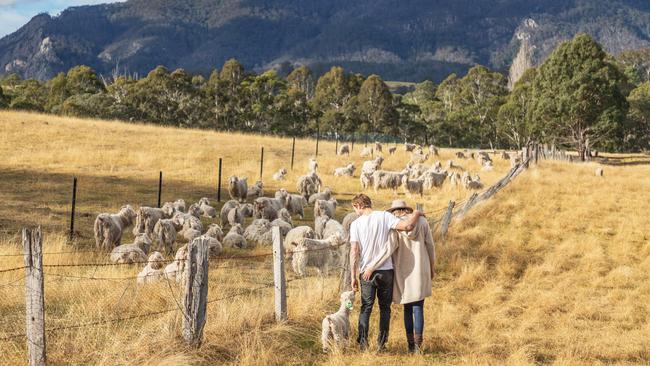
[394,211,423,232]
[350,241,360,290]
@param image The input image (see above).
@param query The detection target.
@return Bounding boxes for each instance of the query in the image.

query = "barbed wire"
[0,266,26,274]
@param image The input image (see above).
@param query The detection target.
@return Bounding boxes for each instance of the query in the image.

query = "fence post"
[291,137,296,171]
[439,201,455,243]
[217,158,222,202]
[182,237,210,347]
[23,227,46,366]
[157,171,163,208]
[315,125,320,157]
[272,226,287,322]
[365,133,368,147]
[260,146,264,181]
[69,177,77,242]
[335,134,339,155]
[351,133,355,152]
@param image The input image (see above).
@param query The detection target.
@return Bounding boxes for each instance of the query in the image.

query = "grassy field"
[0,110,649,365]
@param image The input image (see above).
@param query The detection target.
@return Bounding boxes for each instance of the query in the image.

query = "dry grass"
[0,110,649,365]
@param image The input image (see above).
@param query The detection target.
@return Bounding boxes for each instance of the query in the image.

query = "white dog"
[321,291,355,352]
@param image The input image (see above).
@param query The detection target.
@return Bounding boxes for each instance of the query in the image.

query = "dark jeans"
[357,269,394,349]
[404,299,424,335]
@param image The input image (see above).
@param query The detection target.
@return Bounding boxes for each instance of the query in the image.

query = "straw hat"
[386,199,413,213]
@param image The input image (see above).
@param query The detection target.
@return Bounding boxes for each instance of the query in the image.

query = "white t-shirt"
[349,211,400,272]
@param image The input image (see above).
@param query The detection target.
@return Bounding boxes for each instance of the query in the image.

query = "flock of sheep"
[92,142,519,284]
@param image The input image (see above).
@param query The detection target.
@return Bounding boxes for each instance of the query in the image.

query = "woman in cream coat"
[362,200,435,352]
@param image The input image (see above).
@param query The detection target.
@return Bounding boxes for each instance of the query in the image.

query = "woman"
[362,199,435,352]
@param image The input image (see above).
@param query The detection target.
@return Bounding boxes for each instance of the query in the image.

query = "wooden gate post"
[439,201,455,243]
[272,226,287,322]
[23,227,46,366]
[182,237,210,347]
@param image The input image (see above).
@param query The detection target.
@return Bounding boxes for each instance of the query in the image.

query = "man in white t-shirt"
[349,193,423,350]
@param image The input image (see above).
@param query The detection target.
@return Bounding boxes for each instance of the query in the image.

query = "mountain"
[2,0,650,82]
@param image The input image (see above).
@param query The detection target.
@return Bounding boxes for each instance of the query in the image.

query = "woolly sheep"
[338,144,350,156]
[462,172,484,190]
[428,145,439,156]
[271,218,293,237]
[153,218,177,255]
[388,147,397,155]
[314,214,330,239]
[321,291,356,353]
[406,163,429,179]
[404,143,417,152]
[220,200,240,226]
[308,158,319,173]
[182,228,202,242]
[372,170,407,191]
[360,147,373,158]
[195,235,223,257]
[197,197,218,218]
[110,243,147,264]
[253,197,280,221]
[361,156,384,175]
[333,163,355,177]
[449,172,461,188]
[223,224,247,249]
[272,168,287,181]
[94,205,136,249]
[205,223,224,242]
[501,151,510,160]
[243,219,273,247]
[277,208,293,226]
[410,152,429,164]
[374,142,382,153]
[455,151,467,159]
[297,174,318,200]
[277,190,307,219]
[247,181,264,200]
[402,175,424,197]
[341,212,359,241]
[133,233,152,254]
[133,206,165,239]
[164,245,188,283]
[309,187,333,205]
[240,203,254,218]
[161,199,186,218]
[227,205,244,226]
[422,170,447,189]
[137,252,166,284]
[228,176,248,202]
[292,235,339,277]
[446,160,464,172]
[284,226,316,255]
[314,199,337,219]
[359,172,373,190]
[309,171,323,192]
[323,221,346,267]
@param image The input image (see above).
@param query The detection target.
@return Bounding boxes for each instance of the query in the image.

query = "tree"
[357,74,395,133]
[9,79,46,111]
[624,81,650,151]
[530,34,628,160]
[66,65,104,95]
[0,85,7,108]
[497,68,536,149]
[313,66,356,134]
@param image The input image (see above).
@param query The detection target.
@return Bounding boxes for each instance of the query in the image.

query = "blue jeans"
[403,299,424,335]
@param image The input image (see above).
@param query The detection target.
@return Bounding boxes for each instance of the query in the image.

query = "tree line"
[1,33,649,160]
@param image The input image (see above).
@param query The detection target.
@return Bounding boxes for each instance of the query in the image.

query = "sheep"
[456,151,467,159]
[253,197,280,221]
[94,205,136,249]
[595,167,604,177]
[172,212,203,233]
[422,170,447,189]
[132,206,165,239]
[360,147,373,158]
[271,218,293,237]
[309,171,323,192]
[309,187,333,205]
[137,252,166,284]
[406,163,429,179]
[240,203,254,218]
[164,245,188,283]
[432,161,443,172]
[414,146,424,155]
[462,172,484,190]
[361,156,384,176]
[110,243,147,264]
[388,147,397,155]
[161,199,187,217]
[153,218,177,255]
[428,145,439,156]
[272,168,288,181]
[227,205,244,226]
[292,235,340,277]
[314,214,330,238]
[372,170,407,192]
[279,191,307,219]
[247,181,264,200]
[402,175,424,197]
[223,224,247,249]
[322,220,347,267]
[187,203,202,218]
[228,176,248,202]
[277,208,293,226]
[410,152,429,164]
[195,235,223,257]
[133,233,153,254]
[341,212,359,241]
[195,197,218,218]
[360,172,373,190]
[181,228,202,243]
[333,163,355,177]
[338,144,350,156]
[321,290,356,353]
[314,199,337,219]
[374,142,383,153]
[244,219,273,247]
[284,226,317,255]
[449,172,461,188]
[404,143,417,152]
[308,158,319,172]
[501,151,511,160]
[220,200,240,226]
[205,223,224,242]
[481,160,494,171]
[297,174,318,200]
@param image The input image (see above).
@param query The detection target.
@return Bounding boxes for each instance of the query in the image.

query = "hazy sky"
[0,0,125,38]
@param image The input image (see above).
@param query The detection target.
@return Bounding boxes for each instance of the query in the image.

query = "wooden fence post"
[157,171,163,208]
[455,193,479,220]
[217,158,222,202]
[272,226,287,322]
[315,124,320,157]
[291,137,296,171]
[351,133,355,152]
[260,147,264,181]
[339,242,351,293]
[23,227,46,366]
[439,201,455,243]
[335,133,339,155]
[182,237,210,347]
[69,177,77,242]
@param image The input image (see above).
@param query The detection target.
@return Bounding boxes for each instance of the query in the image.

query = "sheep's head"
[120,205,137,221]
[229,176,238,185]
[161,202,176,217]
[199,197,210,206]
[206,224,223,239]
[188,204,201,218]
[254,181,263,189]
[340,291,355,310]
[229,224,243,235]
[148,252,165,270]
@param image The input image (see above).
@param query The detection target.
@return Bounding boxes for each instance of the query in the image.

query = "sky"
[0,0,125,38]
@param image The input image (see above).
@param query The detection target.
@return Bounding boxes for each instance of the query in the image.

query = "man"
[349,194,424,350]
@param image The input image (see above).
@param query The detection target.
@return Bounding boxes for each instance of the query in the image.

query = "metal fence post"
[69,177,77,242]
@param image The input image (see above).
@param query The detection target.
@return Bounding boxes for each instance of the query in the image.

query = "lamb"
[428,145,439,156]
[205,223,224,242]
[244,219,274,247]
[297,174,318,200]
[153,218,177,255]
[422,170,447,189]
[309,187,333,205]
[361,156,384,176]
[253,197,280,221]
[272,168,288,181]
[94,205,136,249]
[404,143,417,152]
[228,176,248,202]
[402,175,424,197]
[374,142,383,153]
[247,181,264,200]
[137,252,166,284]
[292,235,339,277]
[220,200,240,226]
[314,199,337,219]
[338,144,350,156]
[360,147,373,158]
[455,151,467,159]
[388,147,397,155]
[321,291,356,353]
[197,197,218,218]
[308,158,319,172]
[164,245,188,283]
[227,205,244,226]
[132,206,165,239]
[333,163,355,177]
[372,170,407,191]
[284,226,317,255]
[223,224,247,249]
